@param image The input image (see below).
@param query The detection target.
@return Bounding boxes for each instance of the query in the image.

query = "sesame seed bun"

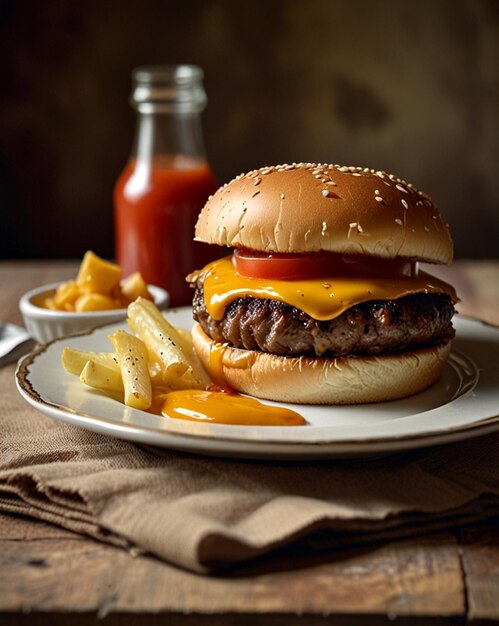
[192,323,452,405]
[195,163,453,264]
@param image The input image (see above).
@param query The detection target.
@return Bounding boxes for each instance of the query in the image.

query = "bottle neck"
[131,111,208,167]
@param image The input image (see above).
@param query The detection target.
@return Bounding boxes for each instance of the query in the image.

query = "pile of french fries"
[43,250,153,312]
[62,298,211,410]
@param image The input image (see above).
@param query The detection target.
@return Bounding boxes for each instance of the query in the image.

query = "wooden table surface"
[1,259,499,625]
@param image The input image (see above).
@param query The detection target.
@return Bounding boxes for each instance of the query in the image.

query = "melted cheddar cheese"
[159,389,305,426]
[189,256,457,322]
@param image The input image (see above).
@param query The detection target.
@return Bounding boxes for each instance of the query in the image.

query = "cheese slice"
[190,256,457,322]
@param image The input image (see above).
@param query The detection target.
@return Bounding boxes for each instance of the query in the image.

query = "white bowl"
[19,282,169,344]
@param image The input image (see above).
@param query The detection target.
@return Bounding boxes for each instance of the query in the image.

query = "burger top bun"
[195,163,453,264]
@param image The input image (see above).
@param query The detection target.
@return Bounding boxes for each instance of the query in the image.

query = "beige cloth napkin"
[1,365,499,573]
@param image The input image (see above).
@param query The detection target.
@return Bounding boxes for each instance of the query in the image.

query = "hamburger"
[187,162,457,404]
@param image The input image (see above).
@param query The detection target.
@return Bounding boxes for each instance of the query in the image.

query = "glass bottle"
[114,65,219,306]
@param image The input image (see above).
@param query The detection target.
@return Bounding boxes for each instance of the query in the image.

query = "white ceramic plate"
[16,311,499,459]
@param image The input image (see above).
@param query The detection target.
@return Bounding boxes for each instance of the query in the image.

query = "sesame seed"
[253,178,261,186]
[321,189,329,197]
[401,199,409,209]
[352,173,362,176]
[395,218,403,225]
[321,221,328,234]
[432,215,437,219]
[396,184,408,193]
[424,226,430,232]
[374,189,380,195]
[252,190,260,198]
[375,196,384,203]
[280,193,285,199]
[349,222,358,228]
[357,225,364,233]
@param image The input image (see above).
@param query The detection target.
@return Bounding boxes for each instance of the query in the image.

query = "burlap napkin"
[1,364,498,573]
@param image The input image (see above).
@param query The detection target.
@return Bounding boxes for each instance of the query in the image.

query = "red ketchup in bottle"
[114,66,219,306]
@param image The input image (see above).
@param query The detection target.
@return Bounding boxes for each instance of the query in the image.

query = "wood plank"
[3,259,497,625]
[0,613,467,626]
[459,522,499,622]
[0,260,77,325]
[0,513,465,622]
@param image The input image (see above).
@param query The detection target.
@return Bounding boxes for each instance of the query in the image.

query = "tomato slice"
[233,249,416,280]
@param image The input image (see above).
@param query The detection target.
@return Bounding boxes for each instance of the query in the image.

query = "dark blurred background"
[1,0,498,260]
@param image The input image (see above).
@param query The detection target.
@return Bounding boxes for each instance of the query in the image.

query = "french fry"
[173,327,210,381]
[80,360,124,394]
[127,298,210,390]
[127,299,189,380]
[53,281,80,310]
[75,293,117,312]
[43,297,57,310]
[62,295,211,412]
[62,347,120,377]
[40,251,151,312]
[120,272,153,304]
[172,327,194,354]
[108,330,152,410]
[76,250,122,295]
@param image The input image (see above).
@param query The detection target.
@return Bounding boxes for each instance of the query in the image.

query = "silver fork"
[0,323,34,366]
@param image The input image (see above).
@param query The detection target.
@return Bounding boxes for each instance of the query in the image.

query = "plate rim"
[15,312,499,452]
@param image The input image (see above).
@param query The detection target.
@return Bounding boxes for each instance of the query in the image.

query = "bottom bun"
[192,323,452,405]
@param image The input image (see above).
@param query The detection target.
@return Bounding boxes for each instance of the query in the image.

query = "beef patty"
[192,284,455,357]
